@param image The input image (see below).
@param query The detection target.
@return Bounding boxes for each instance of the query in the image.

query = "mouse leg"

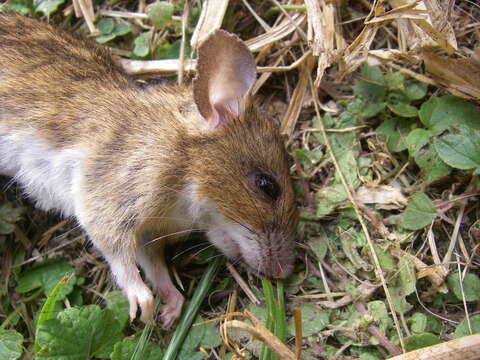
[137,241,184,329]
[106,250,155,323]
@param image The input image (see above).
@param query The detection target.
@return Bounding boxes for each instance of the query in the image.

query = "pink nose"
[268,261,290,279]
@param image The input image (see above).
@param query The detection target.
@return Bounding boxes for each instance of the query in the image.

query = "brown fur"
[0,14,298,323]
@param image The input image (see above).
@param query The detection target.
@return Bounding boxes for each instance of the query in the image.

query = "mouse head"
[186,30,298,279]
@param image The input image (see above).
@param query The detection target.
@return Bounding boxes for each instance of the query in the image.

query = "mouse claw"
[126,286,155,324]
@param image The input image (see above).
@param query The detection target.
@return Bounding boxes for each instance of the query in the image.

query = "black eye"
[255,174,280,201]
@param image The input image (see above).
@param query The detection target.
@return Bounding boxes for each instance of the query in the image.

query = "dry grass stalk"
[245,14,306,53]
[73,0,96,33]
[190,0,230,49]
[389,334,480,360]
[222,311,296,360]
[423,51,480,100]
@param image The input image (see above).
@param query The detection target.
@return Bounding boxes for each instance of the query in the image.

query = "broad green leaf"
[105,291,130,330]
[96,18,115,34]
[316,184,348,216]
[33,0,64,15]
[354,65,386,102]
[398,255,416,296]
[384,72,405,91]
[110,337,163,360]
[414,145,451,181]
[390,287,413,314]
[408,312,427,333]
[16,259,76,300]
[376,117,416,153]
[0,329,23,360]
[1,0,33,15]
[405,80,427,101]
[447,271,480,302]
[419,96,480,134]
[340,230,371,271]
[405,129,432,157]
[435,129,480,172]
[453,315,480,338]
[361,102,385,118]
[96,34,116,44]
[401,192,437,230]
[199,320,222,349]
[373,245,395,271]
[308,230,328,261]
[367,301,390,334]
[36,305,122,359]
[387,102,418,118]
[288,303,329,337]
[0,202,23,235]
[177,315,205,359]
[147,1,174,28]
[112,23,132,36]
[133,32,150,57]
[335,150,360,189]
[404,333,442,352]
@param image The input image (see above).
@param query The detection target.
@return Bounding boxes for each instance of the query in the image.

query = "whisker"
[144,229,203,246]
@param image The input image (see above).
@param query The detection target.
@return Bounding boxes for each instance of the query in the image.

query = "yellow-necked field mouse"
[0,13,298,328]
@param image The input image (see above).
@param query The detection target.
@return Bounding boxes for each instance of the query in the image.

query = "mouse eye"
[255,173,280,201]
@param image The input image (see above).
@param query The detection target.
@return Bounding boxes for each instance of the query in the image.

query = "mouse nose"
[267,260,292,279]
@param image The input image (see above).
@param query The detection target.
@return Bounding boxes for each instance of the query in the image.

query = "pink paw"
[158,289,184,329]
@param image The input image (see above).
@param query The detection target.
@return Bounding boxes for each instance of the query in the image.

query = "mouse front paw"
[126,285,155,324]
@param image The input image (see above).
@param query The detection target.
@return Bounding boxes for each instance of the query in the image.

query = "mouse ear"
[193,30,256,128]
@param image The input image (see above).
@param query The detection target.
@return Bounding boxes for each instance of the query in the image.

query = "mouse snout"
[266,260,292,279]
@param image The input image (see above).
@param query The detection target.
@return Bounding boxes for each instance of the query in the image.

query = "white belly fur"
[0,130,83,217]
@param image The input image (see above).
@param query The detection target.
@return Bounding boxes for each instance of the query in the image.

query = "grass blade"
[162,255,224,360]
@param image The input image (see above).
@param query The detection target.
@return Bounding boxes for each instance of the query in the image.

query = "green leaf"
[384,72,405,91]
[96,18,115,34]
[177,315,205,358]
[404,333,442,352]
[435,129,480,172]
[373,245,395,271]
[360,102,385,119]
[414,145,451,181]
[397,255,416,296]
[105,291,130,330]
[1,0,33,15]
[376,117,416,153]
[405,80,427,101]
[95,34,116,44]
[0,329,23,360]
[112,23,132,36]
[16,259,76,300]
[36,305,123,359]
[335,150,360,189]
[33,0,64,15]
[408,312,427,333]
[387,102,418,118]
[367,301,390,334]
[288,303,329,337]
[315,184,348,216]
[110,337,163,360]
[308,230,328,261]
[147,1,174,29]
[199,320,222,349]
[354,64,386,102]
[419,96,480,134]
[35,275,73,352]
[401,192,437,230]
[453,315,480,338]
[133,32,150,58]
[0,202,23,235]
[447,271,480,302]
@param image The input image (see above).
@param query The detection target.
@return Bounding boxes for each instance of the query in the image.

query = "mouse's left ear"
[193,30,256,129]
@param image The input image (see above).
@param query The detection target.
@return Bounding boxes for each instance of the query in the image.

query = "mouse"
[0,13,298,328]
